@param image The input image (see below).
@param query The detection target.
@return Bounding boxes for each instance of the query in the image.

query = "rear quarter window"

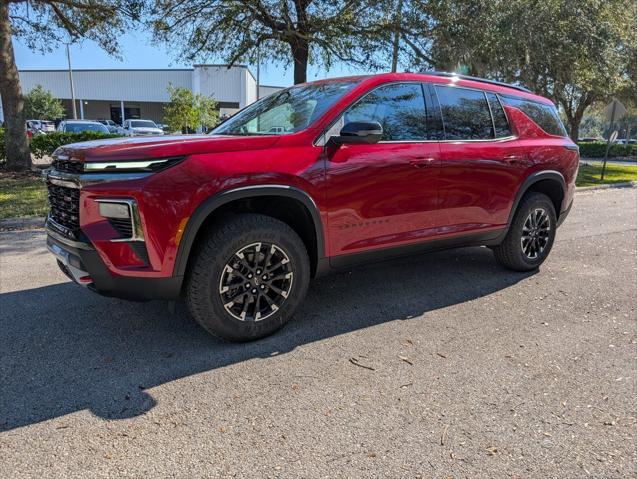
[500,96,568,137]
[486,93,512,138]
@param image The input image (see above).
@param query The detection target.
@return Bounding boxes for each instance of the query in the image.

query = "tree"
[411,0,636,141]
[150,0,385,85]
[0,1,29,170]
[163,85,219,133]
[1,1,141,171]
[23,85,65,120]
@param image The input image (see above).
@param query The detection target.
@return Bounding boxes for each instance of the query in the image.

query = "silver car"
[120,119,164,136]
[95,119,119,133]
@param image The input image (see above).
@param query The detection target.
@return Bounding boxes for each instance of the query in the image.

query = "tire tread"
[185,213,309,341]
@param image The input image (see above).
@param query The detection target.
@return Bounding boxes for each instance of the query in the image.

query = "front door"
[323,82,442,259]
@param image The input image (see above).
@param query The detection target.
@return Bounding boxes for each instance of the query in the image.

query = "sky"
[13,31,376,88]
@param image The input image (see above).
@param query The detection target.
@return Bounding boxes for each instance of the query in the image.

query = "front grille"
[52,158,84,174]
[47,183,80,232]
[108,217,133,238]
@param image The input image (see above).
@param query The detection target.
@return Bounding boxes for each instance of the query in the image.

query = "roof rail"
[422,71,533,94]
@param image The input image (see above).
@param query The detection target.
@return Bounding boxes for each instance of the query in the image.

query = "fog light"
[98,202,130,219]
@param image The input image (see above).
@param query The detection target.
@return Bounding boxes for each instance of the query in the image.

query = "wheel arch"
[173,185,326,280]
[507,170,566,228]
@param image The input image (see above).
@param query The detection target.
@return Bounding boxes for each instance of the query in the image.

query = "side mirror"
[328,121,383,146]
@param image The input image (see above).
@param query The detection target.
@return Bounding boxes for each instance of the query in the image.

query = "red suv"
[45,72,578,341]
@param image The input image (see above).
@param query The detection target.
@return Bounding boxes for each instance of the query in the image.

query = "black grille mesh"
[52,158,84,174]
[108,217,133,238]
[47,183,80,232]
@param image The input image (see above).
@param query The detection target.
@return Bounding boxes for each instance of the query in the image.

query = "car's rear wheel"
[492,192,557,271]
[186,214,310,341]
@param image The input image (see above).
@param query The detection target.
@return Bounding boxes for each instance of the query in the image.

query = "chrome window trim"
[315,80,520,147]
[375,135,518,144]
[95,198,145,242]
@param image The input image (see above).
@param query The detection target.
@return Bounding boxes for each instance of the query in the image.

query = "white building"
[1,65,284,124]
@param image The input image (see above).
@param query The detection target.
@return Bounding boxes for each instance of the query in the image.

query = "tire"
[185,214,310,341]
[492,192,557,272]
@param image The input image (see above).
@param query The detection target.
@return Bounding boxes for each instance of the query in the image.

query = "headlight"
[83,156,184,173]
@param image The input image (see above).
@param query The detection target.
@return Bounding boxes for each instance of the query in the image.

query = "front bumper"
[46,222,182,301]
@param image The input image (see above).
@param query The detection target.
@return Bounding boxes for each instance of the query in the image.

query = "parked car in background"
[95,119,119,133]
[44,72,579,342]
[57,120,110,134]
[616,139,636,145]
[27,120,56,135]
[120,119,164,136]
[578,137,603,142]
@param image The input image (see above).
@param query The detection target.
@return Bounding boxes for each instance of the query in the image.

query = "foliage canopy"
[23,85,65,120]
[163,86,219,133]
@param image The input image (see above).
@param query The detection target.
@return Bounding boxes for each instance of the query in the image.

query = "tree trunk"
[565,99,591,142]
[391,0,403,72]
[568,121,580,143]
[0,1,30,171]
[291,38,309,85]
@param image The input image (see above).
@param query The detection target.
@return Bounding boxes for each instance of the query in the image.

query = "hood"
[54,134,281,162]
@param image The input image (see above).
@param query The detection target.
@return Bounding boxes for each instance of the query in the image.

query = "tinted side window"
[344,83,427,141]
[435,86,494,140]
[486,93,512,138]
[500,96,567,137]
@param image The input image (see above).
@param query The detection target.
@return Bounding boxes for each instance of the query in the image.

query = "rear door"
[323,82,442,258]
[432,84,528,233]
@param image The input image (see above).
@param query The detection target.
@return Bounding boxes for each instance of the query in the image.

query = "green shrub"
[577,141,636,158]
[30,131,121,159]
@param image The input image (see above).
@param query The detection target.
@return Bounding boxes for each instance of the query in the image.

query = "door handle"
[503,155,522,165]
[409,157,437,168]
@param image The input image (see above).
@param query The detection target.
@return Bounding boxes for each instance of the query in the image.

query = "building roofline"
[19,64,253,74]
[192,64,257,81]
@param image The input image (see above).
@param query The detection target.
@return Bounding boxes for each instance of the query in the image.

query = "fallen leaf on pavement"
[349,357,375,371]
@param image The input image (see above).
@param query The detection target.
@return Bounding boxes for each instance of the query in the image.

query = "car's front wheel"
[185,214,310,341]
[492,192,557,271]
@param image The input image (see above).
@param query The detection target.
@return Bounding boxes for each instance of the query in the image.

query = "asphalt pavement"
[1,187,635,478]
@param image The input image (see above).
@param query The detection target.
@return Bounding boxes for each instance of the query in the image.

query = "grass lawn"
[577,162,637,187]
[0,172,48,220]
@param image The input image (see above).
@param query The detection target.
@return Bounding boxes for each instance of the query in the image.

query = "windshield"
[130,120,157,128]
[65,122,109,133]
[211,80,361,136]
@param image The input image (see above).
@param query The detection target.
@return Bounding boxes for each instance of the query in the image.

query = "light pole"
[65,43,77,119]
[256,45,261,100]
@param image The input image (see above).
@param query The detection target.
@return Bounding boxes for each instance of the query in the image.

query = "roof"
[301,72,552,105]
[423,71,532,93]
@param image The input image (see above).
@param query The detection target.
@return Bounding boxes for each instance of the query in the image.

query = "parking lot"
[1,187,635,478]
